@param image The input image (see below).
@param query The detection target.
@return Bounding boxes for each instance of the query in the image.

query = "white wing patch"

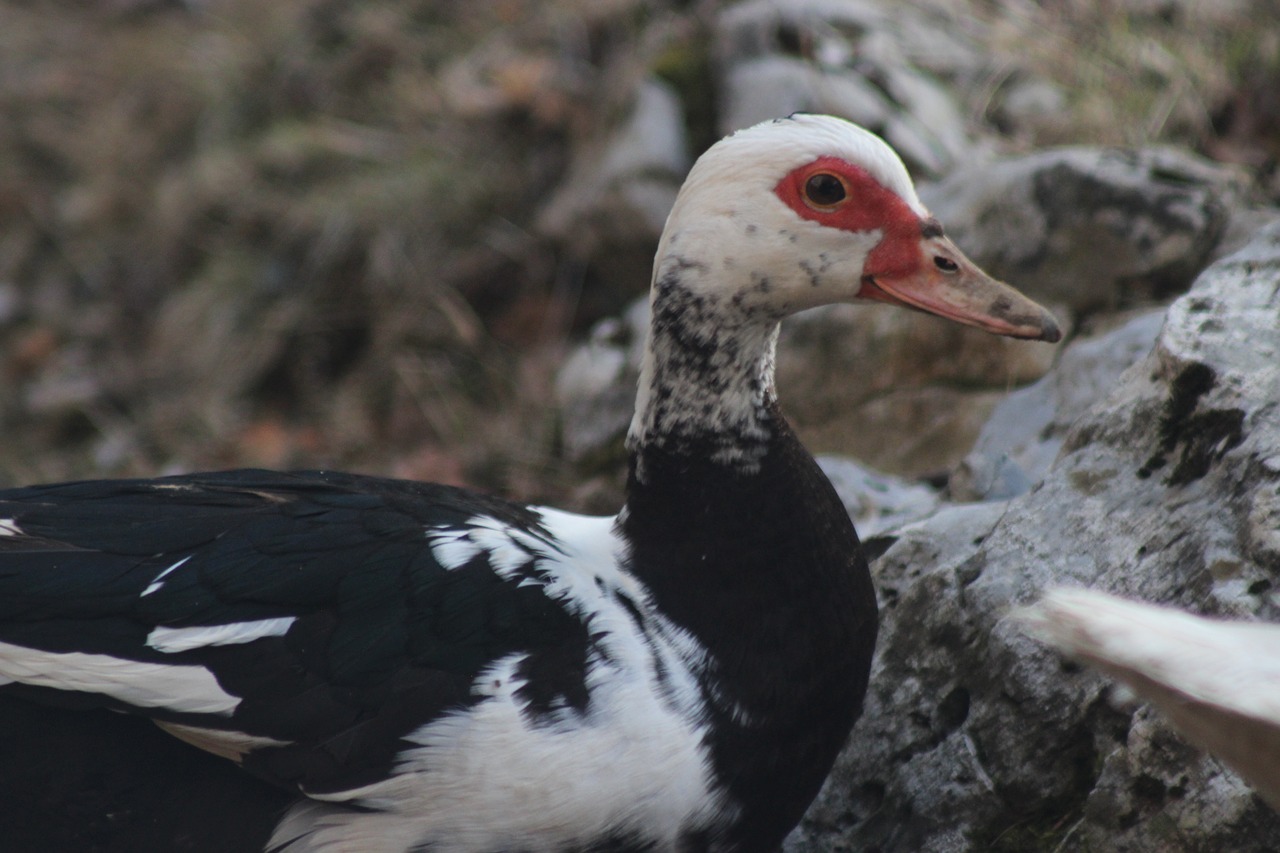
[140,555,192,597]
[146,616,297,653]
[426,516,548,574]
[270,507,729,853]
[0,641,240,715]
[0,518,21,537]
[425,528,483,570]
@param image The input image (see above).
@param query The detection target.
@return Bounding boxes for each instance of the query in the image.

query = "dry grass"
[0,0,606,496]
[975,0,1280,154]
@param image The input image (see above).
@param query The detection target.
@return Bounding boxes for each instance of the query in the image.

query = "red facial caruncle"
[772,155,1060,342]
[773,155,924,284]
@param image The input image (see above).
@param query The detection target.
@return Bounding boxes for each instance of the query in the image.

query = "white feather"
[146,616,297,653]
[155,720,292,763]
[140,555,193,597]
[1021,587,1280,808]
[0,518,21,537]
[425,529,483,571]
[1021,587,1280,723]
[463,517,542,575]
[0,641,240,714]
[427,517,548,575]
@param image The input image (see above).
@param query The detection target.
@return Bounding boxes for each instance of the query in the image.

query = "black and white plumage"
[0,115,1060,853]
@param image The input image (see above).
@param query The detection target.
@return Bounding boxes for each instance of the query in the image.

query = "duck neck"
[625,262,782,480]
[617,265,876,850]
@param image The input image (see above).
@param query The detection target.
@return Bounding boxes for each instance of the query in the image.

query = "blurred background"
[0,0,1276,508]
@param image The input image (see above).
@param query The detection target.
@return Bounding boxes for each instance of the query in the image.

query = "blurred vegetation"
[0,0,1276,505]
[980,0,1280,157]
[0,0,638,495]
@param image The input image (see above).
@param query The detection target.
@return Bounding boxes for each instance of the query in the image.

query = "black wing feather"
[0,468,591,796]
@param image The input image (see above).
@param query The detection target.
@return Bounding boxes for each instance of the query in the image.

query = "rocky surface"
[715,0,976,177]
[1021,588,1280,812]
[786,220,1280,852]
[955,310,1165,501]
[816,455,941,540]
[920,147,1243,313]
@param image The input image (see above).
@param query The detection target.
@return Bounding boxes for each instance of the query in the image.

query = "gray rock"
[816,456,940,540]
[957,310,1165,499]
[718,56,885,140]
[555,300,649,466]
[1075,705,1269,853]
[992,74,1070,136]
[946,451,1032,504]
[788,220,1280,851]
[776,304,1060,478]
[1216,206,1280,261]
[714,0,974,176]
[920,147,1240,313]
[0,282,20,326]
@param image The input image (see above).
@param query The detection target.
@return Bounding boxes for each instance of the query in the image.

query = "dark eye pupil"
[805,174,845,206]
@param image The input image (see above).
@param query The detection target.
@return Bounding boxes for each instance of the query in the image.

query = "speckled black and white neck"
[627,255,783,475]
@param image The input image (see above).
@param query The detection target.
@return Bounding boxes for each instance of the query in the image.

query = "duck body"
[0,115,1058,852]
[0,449,869,852]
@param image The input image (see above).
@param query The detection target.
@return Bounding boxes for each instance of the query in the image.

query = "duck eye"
[803,173,848,209]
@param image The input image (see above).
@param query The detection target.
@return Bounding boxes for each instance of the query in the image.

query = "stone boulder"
[954,310,1164,501]
[554,299,650,469]
[788,220,1280,851]
[920,147,1242,313]
[816,455,940,540]
[776,305,1061,478]
[714,0,978,176]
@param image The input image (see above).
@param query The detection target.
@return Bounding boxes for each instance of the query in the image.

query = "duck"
[0,114,1060,853]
